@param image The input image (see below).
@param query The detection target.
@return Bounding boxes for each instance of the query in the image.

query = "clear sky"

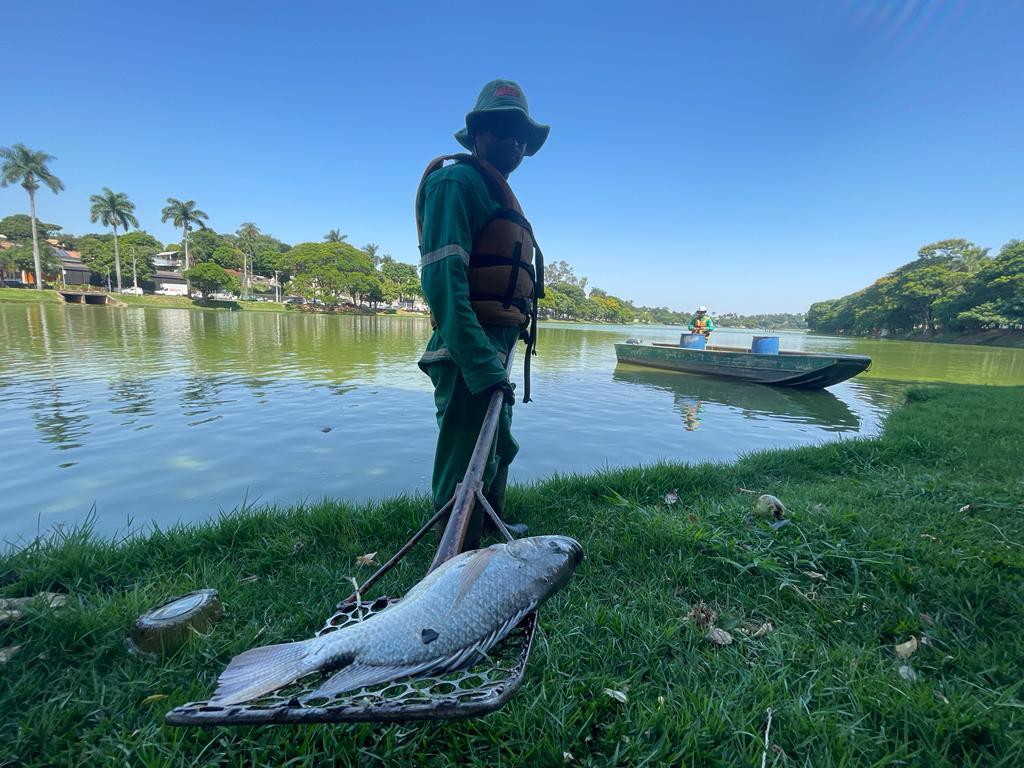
[3,1,1021,313]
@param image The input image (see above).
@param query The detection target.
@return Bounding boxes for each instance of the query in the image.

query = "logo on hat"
[494,85,522,99]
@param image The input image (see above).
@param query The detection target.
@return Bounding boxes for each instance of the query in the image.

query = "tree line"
[806,238,1024,337]
[539,260,805,328]
[1,143,420,305]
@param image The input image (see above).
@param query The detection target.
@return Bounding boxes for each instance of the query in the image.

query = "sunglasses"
[472,115,530,145]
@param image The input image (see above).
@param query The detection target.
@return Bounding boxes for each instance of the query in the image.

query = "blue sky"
[3,1,1021,313]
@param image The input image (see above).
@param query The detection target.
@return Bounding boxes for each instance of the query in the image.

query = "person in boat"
[688,305,715,338]
[415,79,549,549]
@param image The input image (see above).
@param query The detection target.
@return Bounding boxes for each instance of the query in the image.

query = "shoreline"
[2,384,1022,764]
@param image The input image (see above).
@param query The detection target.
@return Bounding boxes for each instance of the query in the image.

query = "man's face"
[472,113,528,176]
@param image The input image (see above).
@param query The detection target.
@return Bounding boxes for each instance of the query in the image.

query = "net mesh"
[165,595,536,726]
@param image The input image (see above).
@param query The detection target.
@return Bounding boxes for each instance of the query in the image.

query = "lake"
[2,303,1023,544]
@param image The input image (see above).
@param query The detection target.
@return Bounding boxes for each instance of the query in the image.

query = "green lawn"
[0,287,62,304]
[2,386,1022,766]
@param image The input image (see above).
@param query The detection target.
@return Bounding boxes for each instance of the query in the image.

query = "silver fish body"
[211,535,583,705]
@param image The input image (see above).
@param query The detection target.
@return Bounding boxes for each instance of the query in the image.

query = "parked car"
[2,279,30,289]
[120,287,143,295]
[154,287,185,296]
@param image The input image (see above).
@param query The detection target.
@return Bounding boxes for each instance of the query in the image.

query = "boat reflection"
[612,366,860,432]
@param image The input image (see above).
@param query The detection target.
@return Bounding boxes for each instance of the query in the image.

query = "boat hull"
[614,343,871,389]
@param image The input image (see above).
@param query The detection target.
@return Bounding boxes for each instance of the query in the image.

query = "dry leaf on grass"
[933,690,949,704]
[920,534,939,542]
[356,552,380,567]
[898,665,918,682]
[563,752,575,763]
[803,571,827,581]
[657,695,666,707]
[0,645,22,663]
[239,575,259,584]
[686,601,718,628]
[771,519,791,530]
[706,627,733,646]
[958,504,972,513]
[664,489,679,505]
[141,694,169,705]
[895,636,919,659]
[603,688,628,704]
[752,621,775,638]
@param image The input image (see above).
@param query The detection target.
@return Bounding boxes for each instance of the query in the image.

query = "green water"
[2,303,1022,544]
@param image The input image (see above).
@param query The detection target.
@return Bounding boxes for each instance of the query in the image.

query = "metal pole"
[429,349,516,572]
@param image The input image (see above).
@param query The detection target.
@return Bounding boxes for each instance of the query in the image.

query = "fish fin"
[304,658,441,699]
[306,604,538,700]
[448,547,499,615]
[210,638,324,706]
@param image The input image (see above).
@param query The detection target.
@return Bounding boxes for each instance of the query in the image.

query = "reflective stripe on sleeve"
[420,244,470,268]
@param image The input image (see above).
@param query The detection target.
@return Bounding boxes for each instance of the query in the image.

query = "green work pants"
[427,343,520,549]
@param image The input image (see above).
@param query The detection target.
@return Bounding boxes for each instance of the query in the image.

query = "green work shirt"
[416,162,519,394]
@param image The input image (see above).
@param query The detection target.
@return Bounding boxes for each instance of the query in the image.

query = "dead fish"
[210,535,583,705]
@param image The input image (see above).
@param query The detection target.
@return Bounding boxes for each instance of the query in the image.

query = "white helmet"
[698,305,707,312]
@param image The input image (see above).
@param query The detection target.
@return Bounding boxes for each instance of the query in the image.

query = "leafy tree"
[324,229,348,243]
[79,231,160,286]
[160,198,208,292]
[0,213,61,242]
[183,262,237,298]
[183,228,224,265]
[1,143,65,289]
[2,240,61,278]
[807,238,1021,336]
[209,244,244,270]
[89,188,139,292]
[380,258,420,302]
[287,241,372,307]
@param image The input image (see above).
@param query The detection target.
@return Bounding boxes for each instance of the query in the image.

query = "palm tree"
[89,188,139,293]
[236,222,261,296]
[1,144,64,290]
[324,229,348,243]
[363,242,381,267]
[161,198,208,294]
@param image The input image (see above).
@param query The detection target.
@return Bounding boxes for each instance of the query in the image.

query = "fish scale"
[210,535,582,705]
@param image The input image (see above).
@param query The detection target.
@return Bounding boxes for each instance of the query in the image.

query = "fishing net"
[165,595,536,726]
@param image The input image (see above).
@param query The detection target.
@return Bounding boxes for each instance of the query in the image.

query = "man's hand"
[485,380,516,407]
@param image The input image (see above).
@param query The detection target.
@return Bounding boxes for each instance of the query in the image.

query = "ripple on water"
[2,305,1020,542]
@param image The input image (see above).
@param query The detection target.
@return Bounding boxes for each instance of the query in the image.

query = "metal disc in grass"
[164,595,538,726]
[131,589,223,656]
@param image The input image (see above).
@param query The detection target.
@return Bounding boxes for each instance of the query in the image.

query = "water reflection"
[30,380,90,453]
[2,305,1022,543]
[108,376,156,427]
[612,367,860,433]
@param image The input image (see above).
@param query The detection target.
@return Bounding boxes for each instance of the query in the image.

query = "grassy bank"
[0,287,63,304]
[1,289,428,319]
[2,386,1022,766]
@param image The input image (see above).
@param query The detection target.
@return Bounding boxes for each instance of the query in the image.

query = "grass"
[0,287,63,304]
[2,385,1022,766]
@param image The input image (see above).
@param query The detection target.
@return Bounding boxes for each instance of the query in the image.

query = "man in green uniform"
[689,305,715,338]
[416,79,549,550]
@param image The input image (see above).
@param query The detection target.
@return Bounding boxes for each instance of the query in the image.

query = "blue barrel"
[751,335,780,354]
[680,333,706,350]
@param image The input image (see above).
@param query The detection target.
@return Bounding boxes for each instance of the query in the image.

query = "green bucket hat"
[455,79,550,157]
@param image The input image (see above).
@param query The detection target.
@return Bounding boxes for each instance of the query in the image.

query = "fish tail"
[210,637,325,706]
